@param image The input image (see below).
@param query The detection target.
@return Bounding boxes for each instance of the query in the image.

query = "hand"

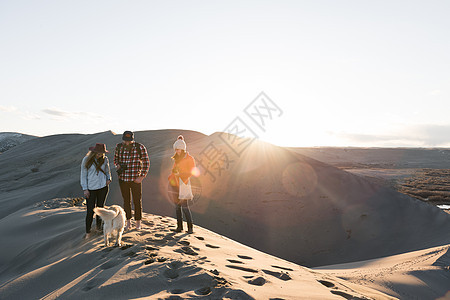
[134,176,145,184]
[83,190,90,198]
[106,180,111,185]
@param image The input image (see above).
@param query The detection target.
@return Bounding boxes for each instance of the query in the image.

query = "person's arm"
[168,162,178,186]
[134,144,150,184]
[114,144,120,168]
[180,156,195,184]
[80,157,90,198]
[140,144,150,177]
[105,156,112,184]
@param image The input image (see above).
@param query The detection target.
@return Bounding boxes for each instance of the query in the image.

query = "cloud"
[42,107,106,121]
[330,124,450,147]
[429,90,442,96]
[412,124,450,146]
[0,105,17,113]
[21,112,42,120]
[42,108,71,117]
[0,106,41,120]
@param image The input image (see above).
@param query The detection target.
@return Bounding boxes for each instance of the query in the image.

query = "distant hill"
[0,132,37,153]
[290,147,450,169]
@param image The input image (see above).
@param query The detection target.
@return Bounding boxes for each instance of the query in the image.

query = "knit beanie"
[173,135,187,151]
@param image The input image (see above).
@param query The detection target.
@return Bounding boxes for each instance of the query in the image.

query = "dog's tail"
[94,207,119,221]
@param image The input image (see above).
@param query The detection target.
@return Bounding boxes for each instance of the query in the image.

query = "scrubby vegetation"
[396,169,450,205]
[36,197,85,209]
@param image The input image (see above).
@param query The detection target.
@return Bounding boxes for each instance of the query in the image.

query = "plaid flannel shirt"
[114,142,150,182]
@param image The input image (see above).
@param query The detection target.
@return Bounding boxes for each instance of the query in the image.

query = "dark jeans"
[169,184,193,229]
[119,180,142,220]
[86,185,109,233]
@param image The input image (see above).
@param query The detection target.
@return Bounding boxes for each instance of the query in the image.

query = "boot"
[173,218,183,232]
[174,206,183,232]
[135,220,141,230]
[174,219,183,232]
[125,219,131,231]
[187,223,193,234]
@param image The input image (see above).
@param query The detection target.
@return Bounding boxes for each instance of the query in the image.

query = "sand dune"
[0,132,37,153]
[1,130,449,298]
[316,244,450,300]
[0,203,396,299]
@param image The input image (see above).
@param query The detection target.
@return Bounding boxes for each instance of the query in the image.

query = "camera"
[116,163,128,175]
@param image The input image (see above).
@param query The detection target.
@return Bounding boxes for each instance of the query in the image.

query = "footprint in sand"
[195,236,205,241]
[178,240,190,246]
[227,259,244,264]
[214,276,229,287]
[147,238,167,245]
[271,265,294,271]
[262,269,291,281]
[138,230,152,236]
[120,244,133,250]
[237,255,253,260]
[318,280,335,288]
[248,276,266,286]
[330,290,366,300]
[100,258,123,270]
[209,269,220,275]
[225,265,258,273]
[195,287,211,296]
[223,290,254,299]
[164,268,179,279]
[169,260,184,269]
[100,248,115,257]
[317,280,365,300]
[121,250,138,257]
[82,278,102,291]
[174,246,198,256]
[205,244,220,249]
[164,235,175,241]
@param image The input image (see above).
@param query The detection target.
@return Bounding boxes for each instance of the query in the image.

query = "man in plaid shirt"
[114,131,150,230]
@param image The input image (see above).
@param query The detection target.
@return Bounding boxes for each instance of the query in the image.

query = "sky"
[1,0,449,147]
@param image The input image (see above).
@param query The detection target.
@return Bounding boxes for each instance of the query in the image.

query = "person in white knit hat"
[168,135,195,233]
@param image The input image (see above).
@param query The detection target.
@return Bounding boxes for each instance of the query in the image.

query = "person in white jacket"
[81,143,112,236]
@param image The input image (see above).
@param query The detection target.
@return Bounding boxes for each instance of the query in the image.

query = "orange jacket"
[168,153,196,187]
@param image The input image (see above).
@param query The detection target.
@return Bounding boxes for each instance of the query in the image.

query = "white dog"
[93,205,126,247]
